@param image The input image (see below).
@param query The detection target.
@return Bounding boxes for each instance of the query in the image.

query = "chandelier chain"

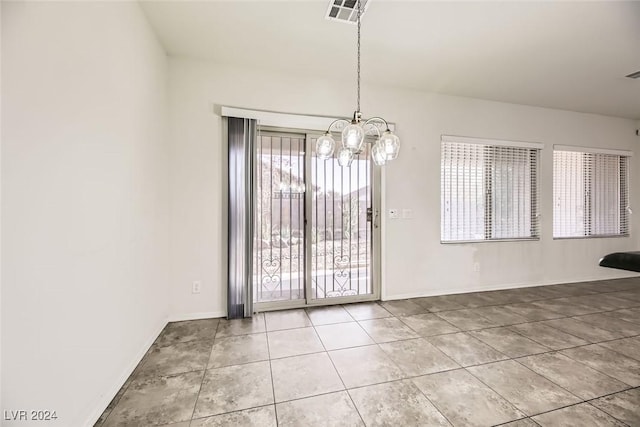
[357,0,361,114]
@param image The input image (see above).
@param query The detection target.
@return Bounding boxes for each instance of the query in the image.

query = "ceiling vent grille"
[626,71,640,79]
[325,0,370,24]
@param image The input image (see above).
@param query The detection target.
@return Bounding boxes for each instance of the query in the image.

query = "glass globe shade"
[372,141,387,166]
[341,123,365,152]
[337,147,354,167]
[379,131,400,161]
[316,133,335,159]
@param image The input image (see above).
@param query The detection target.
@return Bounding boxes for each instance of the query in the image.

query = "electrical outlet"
[192,281,202,294]
[389,209,400,219]
[473,262,480,273]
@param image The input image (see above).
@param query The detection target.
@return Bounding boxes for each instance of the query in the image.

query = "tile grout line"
[213,314,267,339]
[552,342,640,389]
[213,370,637,424]
[306,304,358,324]
[582,401,633,427]
[345,311,385,344]
[464,359,568,424]
[405,372,459,427]
[131,325,639,400]
[188,319,221,422]
[399,310,464,335]
[510,317,618,348]
[461,361,538,422]
[505,349,639,423]
[119,315,640,391]
[388,300,639,425]
[491,416,540,427]
[423,300,640,340]
[417,289,640,316]
[263,312,280,426]
[189,403,275,425]
[581,387,639,427]
[184,356,640,424]
[96,322,181,426]
[95,281,640,425]
[427,331,513,366]
[596,337,640,362]
[311,313,640,372]
[340,291,640,333]
[512,386,640,426]
[468,328,554,358]
[310,319,368,426]
[511,355,589,401]
[275,306,558,423]
[476,320,609,359]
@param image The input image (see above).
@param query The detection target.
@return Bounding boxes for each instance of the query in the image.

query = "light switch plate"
[192,281,202,294]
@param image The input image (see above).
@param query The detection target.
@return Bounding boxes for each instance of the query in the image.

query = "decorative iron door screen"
[253,132,306,304]
[252,130,378,309]
[308,135,374,301]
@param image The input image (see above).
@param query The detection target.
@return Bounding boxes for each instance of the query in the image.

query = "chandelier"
[316,0,400,167]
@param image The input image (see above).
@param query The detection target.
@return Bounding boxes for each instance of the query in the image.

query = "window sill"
[553,234,630,240]
[441,237,540,244]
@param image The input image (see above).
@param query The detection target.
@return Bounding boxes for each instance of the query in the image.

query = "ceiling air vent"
[326,0,370,24]
[626,70,640,79]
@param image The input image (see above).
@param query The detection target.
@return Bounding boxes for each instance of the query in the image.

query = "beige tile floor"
[96,278,640,426]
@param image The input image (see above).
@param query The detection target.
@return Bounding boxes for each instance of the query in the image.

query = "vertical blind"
[553,149,630,238]
[227,117,257,319]
[441,137,540,242]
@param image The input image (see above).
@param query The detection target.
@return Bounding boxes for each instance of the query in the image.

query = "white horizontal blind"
[441,143,486,241]
[441,139,540,242]
[553,150,629,238]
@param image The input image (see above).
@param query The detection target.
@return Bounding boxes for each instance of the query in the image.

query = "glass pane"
[310,137,372,299]
[253,133,305,303]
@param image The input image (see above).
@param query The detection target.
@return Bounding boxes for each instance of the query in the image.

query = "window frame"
[552,145,632,240]
[440,135,543,244]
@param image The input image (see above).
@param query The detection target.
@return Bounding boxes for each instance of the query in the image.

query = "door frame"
[253,127,381,312]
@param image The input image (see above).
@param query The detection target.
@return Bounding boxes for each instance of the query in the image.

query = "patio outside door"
[252,130,380,311]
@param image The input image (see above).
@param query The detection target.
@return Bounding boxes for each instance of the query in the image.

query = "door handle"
[367,208,379,228]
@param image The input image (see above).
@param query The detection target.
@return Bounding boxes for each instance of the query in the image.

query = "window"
[441,136,541,242]
[553,146,630,238]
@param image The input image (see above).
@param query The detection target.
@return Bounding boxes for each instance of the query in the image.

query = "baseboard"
[382,274,640,301]
[85,316,168,427]
[84,310,226,426]
[168,310,226,322]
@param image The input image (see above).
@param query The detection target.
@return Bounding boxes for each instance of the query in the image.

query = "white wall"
[168,57,639,317]
[1,2,169,426]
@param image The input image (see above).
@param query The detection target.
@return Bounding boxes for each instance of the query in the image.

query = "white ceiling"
[140,1,640,120]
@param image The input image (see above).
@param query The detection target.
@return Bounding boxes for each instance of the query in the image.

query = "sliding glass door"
[252,130,380,310]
